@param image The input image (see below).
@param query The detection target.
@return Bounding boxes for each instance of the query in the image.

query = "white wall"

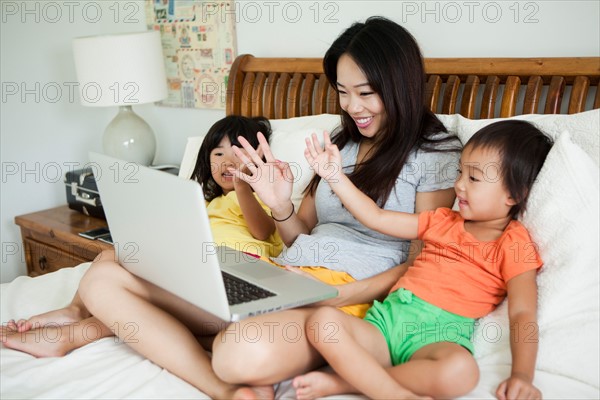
[1,0,599,282]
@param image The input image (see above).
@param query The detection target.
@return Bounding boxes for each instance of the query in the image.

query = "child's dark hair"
[465,120,553,219]
[190,115,271,201]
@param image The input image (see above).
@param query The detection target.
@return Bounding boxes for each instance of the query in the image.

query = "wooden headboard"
[226,54,600,119]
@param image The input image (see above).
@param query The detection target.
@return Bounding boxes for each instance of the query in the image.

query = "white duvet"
[1,263,598,399]
[3,111,599,399]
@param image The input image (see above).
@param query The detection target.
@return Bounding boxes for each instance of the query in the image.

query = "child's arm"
[496,269,541,400]
[234,176,276,241]
[304,132,418,240]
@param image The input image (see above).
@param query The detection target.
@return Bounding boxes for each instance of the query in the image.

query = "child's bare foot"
[293,371,431,400]
[231,385,275,400]
[1,324,77,357]
[10,304,89,333]
[293,371,354,400]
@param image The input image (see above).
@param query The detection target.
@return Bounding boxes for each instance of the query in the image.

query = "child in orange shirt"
[293,120,552,400]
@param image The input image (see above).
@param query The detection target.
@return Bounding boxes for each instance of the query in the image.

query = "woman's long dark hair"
[306,16,457,206]
[190,115,271,202]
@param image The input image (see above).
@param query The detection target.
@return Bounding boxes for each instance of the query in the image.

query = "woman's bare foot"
[10,303,90,333]
[1,324,78,357]
[1,303,90,357]
[293,371,355,400]
[231,385,275,400]
[1,314,111,358]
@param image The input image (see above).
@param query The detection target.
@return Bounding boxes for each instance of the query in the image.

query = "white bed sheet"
[2,264,598,399]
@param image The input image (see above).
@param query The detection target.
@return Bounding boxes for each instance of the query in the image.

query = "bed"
[2,55,599,399]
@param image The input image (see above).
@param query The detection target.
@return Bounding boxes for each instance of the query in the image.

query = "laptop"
[89,152,338,322]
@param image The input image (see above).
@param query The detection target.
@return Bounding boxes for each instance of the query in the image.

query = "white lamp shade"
[73,31,168,107]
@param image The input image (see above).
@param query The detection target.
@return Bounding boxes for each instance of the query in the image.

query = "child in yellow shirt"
[1,115,282,358]
[190,115,282,258]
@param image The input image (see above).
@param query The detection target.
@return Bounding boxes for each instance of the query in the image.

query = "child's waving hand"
[229,132,294,211]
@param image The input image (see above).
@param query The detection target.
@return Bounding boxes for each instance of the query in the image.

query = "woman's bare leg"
[1,315,112,357]
[212,308,327,385]
[1,252,116,357]
[78,251,272,399]
[8,291,89,333]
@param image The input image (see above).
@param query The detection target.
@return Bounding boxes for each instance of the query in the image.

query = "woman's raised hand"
[304,132,342,183]
[229,132,294,210]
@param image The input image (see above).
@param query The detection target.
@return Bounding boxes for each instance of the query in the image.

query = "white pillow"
[179,114,342,208]
[437,109,600,165]
[269,114,341,207]
[471,131,600,388]
[179,136,205,180]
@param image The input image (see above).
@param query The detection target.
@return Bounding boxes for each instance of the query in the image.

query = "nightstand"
[15,206,113,277]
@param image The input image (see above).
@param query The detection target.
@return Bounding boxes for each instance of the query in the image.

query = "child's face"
[454,145,516,222]
[336,54,386,139]
[209,136,242,195]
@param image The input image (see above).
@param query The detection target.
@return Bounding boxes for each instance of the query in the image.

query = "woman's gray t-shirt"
[273,138,460,280]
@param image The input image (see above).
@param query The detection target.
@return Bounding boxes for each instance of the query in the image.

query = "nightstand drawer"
[24,238,88,277]
[15,206,112,277]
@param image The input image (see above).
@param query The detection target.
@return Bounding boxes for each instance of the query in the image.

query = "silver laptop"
[89,152,337,322]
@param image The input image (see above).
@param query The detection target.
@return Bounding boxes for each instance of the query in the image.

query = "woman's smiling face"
[336,53,386,139]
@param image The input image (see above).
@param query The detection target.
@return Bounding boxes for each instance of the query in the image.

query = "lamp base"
[103,105,156,166]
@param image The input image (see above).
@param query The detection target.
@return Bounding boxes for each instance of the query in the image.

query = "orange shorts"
[262,256,371,318]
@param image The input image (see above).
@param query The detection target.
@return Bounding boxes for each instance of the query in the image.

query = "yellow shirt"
[206,191,283,258]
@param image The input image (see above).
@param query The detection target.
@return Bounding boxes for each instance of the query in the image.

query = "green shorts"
[364,288,475,365]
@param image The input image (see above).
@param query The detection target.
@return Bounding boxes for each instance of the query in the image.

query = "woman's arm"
[290,262,409,308]
[326,263,409,306]
[496,269,541,400]
[269,191,318,247]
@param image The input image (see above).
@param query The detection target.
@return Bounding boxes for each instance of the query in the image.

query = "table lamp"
[73,31,168,166]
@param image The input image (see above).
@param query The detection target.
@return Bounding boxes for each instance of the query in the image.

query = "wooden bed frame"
[226,55,600,119]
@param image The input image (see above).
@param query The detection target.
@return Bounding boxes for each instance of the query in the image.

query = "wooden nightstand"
[15,206,113,277]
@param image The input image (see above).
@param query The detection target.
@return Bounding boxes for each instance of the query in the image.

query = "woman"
[5,17,460,399]
[211,16,460,387]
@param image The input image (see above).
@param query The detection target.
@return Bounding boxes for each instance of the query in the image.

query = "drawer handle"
[39,256,48,270]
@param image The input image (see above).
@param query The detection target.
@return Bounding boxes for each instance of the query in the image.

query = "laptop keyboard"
[222,271,276,305]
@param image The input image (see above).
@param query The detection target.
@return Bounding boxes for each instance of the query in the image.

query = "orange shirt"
[391,208,542,318]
